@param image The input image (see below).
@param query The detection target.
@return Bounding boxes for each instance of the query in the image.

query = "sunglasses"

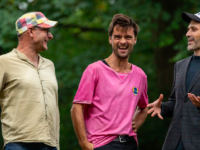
[33,26,51,35]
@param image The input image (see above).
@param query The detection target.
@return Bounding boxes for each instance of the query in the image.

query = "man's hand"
[188,93,200,107]
[71,104,93,150]
[147,94,164,119]
[132,107,148,132]
[132,119,137,133]
[80,141,94,150]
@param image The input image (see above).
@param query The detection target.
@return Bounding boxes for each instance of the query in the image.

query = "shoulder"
[0,50,17,65]
[42,57,54,64]
[0,50,16,59]
[86,61,103,71]
[42,57,55,67]
[175,56,191,67]
[132,64,147,78]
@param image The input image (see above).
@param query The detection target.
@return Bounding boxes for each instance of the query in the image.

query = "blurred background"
[0,0,200,149]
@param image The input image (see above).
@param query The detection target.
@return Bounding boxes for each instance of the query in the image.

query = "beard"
[187,37,200,51]
[113,44,133,59]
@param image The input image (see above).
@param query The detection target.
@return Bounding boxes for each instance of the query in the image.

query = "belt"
[113,135,135,143]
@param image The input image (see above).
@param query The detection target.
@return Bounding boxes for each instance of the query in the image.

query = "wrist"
[79,140,90,147]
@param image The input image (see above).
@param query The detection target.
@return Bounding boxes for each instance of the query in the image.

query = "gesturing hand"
[188,93,200,107]
[147,94,164,120]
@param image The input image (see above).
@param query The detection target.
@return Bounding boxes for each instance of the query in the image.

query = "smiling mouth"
[188,40,194,44]
[118,46,128,50]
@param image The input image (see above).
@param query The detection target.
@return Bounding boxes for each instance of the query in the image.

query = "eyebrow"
[113,35,121,37]
[188,25,197,29]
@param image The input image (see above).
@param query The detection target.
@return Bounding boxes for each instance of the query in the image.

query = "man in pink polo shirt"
[71,14,148,150]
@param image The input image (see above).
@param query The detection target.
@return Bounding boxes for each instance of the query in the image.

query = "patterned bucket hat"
[16,12,58,35]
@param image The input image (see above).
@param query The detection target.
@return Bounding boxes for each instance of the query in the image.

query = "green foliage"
[1,0,200,149]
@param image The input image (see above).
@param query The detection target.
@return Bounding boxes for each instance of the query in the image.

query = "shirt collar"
[13,48,44,63]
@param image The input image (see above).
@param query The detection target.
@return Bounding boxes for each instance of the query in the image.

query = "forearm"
[71,104,89,146]
[133,107,148,130]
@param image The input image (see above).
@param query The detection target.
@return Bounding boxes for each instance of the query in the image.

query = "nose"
[48,32,53,39]
[120,37,126,45]
[186,29,191,37]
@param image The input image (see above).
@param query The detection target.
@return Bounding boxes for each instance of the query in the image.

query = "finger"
[190,94,198,103]
[188,93,194,102]
[147,103,154,108]
[197,96,200,101]
[151,111,157,117]
[147,108,155,114]
[158,94,164,102]
[132,125,136,129]
[132,126,136,130]
[192,94,199,101]
[132,124,136,128]
[192,94,200,105]
[157,113,163,120]
[188,94,197,105]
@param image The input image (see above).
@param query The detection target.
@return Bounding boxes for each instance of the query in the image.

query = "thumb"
[158,94,164,102]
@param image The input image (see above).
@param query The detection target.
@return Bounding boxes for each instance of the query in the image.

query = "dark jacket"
[161,56,200,150]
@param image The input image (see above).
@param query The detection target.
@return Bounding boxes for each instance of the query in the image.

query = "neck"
[194,49,200,56]
[105,53,131,73]
[17,43,39,68]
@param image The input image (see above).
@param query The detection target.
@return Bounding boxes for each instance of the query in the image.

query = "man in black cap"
[147,12,200,150]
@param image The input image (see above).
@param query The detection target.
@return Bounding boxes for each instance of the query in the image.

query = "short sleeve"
[0,61,5,92]
[137,75,148,108]
[73,65,98,104]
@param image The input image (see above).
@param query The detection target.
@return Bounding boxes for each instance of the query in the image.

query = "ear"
[27,28,34,38]
[109,36,112,45]
[134,37,137,44]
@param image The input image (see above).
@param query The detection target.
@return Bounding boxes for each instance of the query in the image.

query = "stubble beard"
[187,37,200,52]
[113,45,133,59]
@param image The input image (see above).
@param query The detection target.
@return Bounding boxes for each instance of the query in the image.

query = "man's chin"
[43,46,48,51]
[38,48,48,53]
[187,46,199,52]
[117,54,129,59]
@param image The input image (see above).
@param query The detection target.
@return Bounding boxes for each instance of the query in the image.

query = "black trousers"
[94,139,138,150]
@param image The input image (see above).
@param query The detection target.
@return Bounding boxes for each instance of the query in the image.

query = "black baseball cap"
[182,12,200,23]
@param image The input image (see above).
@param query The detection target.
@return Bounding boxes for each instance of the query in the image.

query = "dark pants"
[94,139,138,150]
[4,142,57,150]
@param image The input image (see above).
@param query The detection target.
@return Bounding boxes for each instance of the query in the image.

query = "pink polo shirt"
[73,61,148,148]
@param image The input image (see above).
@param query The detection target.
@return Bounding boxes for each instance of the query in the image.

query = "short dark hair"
[108,14,140,37]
